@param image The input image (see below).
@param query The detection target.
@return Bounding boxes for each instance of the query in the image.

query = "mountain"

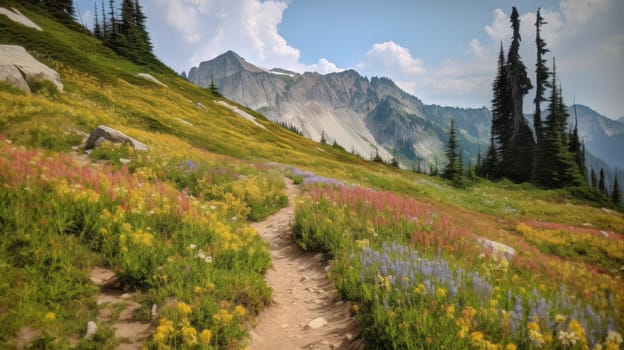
[569,104,624,171]
[188,51,491,167]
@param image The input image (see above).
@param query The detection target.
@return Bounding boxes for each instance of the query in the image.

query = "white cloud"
[560,0,610,25]
[148,0,342,74]
[358,41,426,76]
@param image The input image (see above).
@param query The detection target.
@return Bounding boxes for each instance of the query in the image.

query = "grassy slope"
[1,6,622,234]
[1,4,623,346]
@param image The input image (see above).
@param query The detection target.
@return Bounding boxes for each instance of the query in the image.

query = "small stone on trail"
[120,293,131,299]
[84,321,97,339]
[306,317,327,330]
[151,304,158,319]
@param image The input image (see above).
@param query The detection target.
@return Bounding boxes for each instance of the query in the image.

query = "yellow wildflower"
[352,304,360,313]
[554,314,566,324]
[458,325,469,339]
[199,329,212,344]
[181,326,197,345]
[445,305,455,318]
[505,343,517,350]
[234,305,247,317]
[176,302,192,316]
[436,287,447,299]
[470,331,484,344]
[43,312,56,322]
[193,286,203,294]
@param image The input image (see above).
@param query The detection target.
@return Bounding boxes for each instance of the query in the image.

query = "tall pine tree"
[442,119,462,182]
[590,168,597,189]
[488,43,508,180]
[533,59,583,188]
[599,168,606,195]
[612,171,621,207]
[533,7,550,144]
[502,7,534,183]
[569,102,587,182]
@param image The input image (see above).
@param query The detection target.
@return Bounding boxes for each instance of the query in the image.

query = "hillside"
[1,4,624,350]
[187,51,491,168]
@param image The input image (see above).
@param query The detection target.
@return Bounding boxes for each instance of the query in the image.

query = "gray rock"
[477,237,515,259]
[0,64,30,92]
[0,45,63,93]
[305,317,327,330]
[0,7,42,31]
[136,73,167,87]
[85,125,149,151]
[84,321,97,339]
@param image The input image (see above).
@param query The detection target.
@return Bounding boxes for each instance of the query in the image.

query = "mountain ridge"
[187,50,490,167]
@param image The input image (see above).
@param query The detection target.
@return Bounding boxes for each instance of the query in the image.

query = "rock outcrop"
[0,7,42,31]
[136,73,167,87]
[85,125,149,151]
[0,45,63,93]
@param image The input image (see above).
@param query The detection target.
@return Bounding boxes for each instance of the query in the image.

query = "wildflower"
[470,331,484,344]
[213,309,232,324]
[193,286,203,294]
[43,312,56,321]
[181,326,197,346]
[505,344,517,350]
[352,304,360,313]
[457,325,469,339]
[188,244,197,250]
[555,314,566,324]
[559,330,579,346]
[199,329,212,344]
[234,305,247,317]
[606,331,623,345]
[436,287,447,299]
[528,321,545,347]
[176,302,192,316]
[445,305,455,318]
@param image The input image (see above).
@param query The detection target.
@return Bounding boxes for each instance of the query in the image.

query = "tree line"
[92,0,156,66]
[439,7,619,207]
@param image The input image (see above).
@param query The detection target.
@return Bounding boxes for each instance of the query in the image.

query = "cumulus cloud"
[146,0,342,74]
[353,0,622,116]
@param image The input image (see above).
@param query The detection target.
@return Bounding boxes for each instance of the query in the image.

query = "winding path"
[249,179,363,350]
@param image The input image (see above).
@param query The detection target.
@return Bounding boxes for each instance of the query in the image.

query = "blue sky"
[75,0,624,119]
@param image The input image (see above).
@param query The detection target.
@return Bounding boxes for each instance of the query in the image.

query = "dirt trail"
[89,267,151,350]
[249,179,363,350]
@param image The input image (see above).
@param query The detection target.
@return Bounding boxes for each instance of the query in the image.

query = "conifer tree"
[599,168,606,194]
[489,43,509,180]
[569,102,587,180]
[503,7,534,183]
[93,1,102,39]
[590,168,597,189]
[533,7,551,144]
[532,60,583,188]
[442,119,461,182]
[42,0,75,23]
[612,171,621,207]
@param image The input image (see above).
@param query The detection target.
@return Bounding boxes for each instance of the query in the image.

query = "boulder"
[0,45,63,93]
[85,125,149,151]
[477,237,516,259]
[136,73,167,87]
[0,7,43,31]
[0,64,30,92]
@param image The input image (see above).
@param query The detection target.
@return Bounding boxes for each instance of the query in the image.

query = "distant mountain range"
[187,50,490,168]
[187,51,622,178]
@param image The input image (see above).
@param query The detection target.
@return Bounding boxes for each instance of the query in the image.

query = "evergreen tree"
[533,60,583,188]
[108,0,117,40]
[612,171,621,207]
[599,168,606,194]
[533,7,551,144]
[482,133,499,180]
[502,7,534,183]
[101,0,108,40]
[93,1,102,39]
[208,77,220,96]
[590,168,597,189]
[442,119,461,181]
[569,102,587,180]
[42,0,75,24]
[489,43,509,180]
[320,131,327,145]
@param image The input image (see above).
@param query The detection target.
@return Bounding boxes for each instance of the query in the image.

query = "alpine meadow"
[0,1,622,350]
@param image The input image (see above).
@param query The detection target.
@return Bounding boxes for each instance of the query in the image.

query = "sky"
[75,0,624,119]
